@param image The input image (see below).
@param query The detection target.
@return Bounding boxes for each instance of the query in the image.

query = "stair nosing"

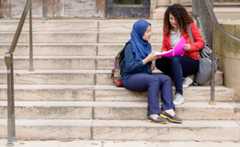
[0,101,236,109]
[0,119,238,128]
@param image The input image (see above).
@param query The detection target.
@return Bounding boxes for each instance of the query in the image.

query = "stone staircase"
[153,1,240,20]
[0,19,239,142]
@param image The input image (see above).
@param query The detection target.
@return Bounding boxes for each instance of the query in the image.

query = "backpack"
[187,26,217,85]
[194,46,217,85]
[111,42,128,87]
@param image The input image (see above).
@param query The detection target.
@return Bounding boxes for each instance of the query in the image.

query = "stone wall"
[214,23,240,101]
[155,0,191,6]
[0,0,104,18]
[0,0,193,19]
[1,0,239,18]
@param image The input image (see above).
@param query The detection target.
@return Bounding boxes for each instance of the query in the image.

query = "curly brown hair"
[163,4,193,35]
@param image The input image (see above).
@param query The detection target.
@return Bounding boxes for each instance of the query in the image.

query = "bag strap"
[111,41,129,79]
[187,25,194,43]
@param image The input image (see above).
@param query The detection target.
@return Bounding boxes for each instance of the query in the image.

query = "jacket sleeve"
[189,23,205,52]
[162,35,168,51]
[123,43,147,73]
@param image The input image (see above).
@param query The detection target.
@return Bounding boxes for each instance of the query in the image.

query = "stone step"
[98,32,162,43]
[214,2,240,7]
[0,55,222,70]
[0,43,98,56]
[0,56,99,70]
[1,140,240,147]
[0,20,98,32]
[0,101,238,120]
[95,86,233,102]
[0,43,162,56]
[0,32,97,43]
[153,7,240,20]
[0,119,239,141]
[156,1,240,7]
[0,85,234,102]
[0,19,162,33]
[0,19,163,44]
[0,32,162,43]
[214,7,240,20]
[0,70,96,85]
[0,70,223,86]
[99,70,224,86]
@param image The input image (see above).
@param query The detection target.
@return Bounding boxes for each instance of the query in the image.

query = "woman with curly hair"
[155,4,205,105]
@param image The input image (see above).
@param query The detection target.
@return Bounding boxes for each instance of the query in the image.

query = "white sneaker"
[174,93,185,105]
[183,77,193,88]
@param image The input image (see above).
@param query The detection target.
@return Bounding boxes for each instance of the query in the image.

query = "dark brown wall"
[0,0,11,18]
[43,0,64,18]
[96,0,106,17]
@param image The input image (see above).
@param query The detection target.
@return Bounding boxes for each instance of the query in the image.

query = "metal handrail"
[4,0,33,145]
[204,0,240,104]
[199,0,240,104]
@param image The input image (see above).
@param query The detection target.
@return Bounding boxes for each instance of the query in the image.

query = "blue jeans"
[155,56,199,95]
[123,73,174,115]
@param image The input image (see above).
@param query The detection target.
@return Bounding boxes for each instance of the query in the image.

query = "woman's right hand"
[143,53,158,64]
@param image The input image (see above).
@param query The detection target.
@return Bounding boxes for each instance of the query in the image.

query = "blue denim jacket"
[120,42,152,83]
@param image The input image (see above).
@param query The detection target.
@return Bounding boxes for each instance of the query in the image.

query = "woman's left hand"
[184,44,191,51]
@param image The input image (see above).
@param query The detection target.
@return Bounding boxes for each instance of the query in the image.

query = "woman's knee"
[155,59,162,69]
[171,57,181,64]
[148,76,161,84]
[155,58,168,69]
[158,74,172,84]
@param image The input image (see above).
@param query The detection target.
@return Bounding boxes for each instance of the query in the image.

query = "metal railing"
[193,0,240,104]
[4,0,33,145]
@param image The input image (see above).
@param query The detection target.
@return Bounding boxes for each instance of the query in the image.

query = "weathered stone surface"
[92,120,240,141]
[0,119,239,141]
[0,57,96,70]
[0,32,97,43]
[93,101,236,120]
[1,140,240,147]
[214,24,240,100]
[95,86,234,102]
[0,101,93,119]
[0,43,97,56]
[64,0,102,18]
[223,58,240,100]
[0,70,95,85]
[0,119,92,140]
[0,140,101,147]
[0,85,94,101]
[11,0,42,18]
[104,141,240,147]
[0,18,238,142]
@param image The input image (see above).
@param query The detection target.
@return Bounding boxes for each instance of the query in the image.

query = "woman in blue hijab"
[121,19,182,124]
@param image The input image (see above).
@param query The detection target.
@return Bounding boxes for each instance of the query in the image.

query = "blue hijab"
[130,19,152,60]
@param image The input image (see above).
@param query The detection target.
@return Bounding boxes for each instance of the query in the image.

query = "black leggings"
[155,56,199,95]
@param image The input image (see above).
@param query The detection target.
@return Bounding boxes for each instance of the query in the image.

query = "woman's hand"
[142,53,158,64]
[184,43,191,51]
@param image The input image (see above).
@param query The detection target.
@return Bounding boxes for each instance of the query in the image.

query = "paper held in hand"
[155,37,186,58]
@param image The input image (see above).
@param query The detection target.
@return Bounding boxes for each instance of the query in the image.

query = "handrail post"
[5,53,16,146]
[204,0,215,105]
[192,0,215,104]
[207,0,215,105]
[4,0,33,145]
[29,0,33,71]
[209,51,216,105]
